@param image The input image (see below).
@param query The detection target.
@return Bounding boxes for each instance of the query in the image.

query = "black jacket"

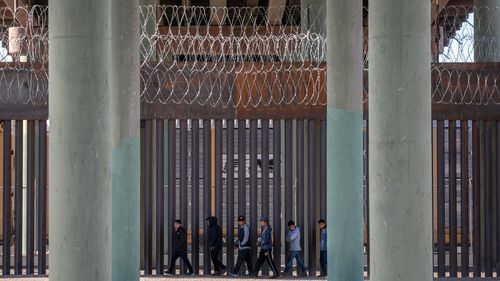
[207,216,223,248]
[173,226,188,253]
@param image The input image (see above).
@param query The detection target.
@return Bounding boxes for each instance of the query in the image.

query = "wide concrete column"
[326,1,363,280]
[111,0,141,280]
[49,0,112,280]
[368,1,432,281]
[474,0,500,62]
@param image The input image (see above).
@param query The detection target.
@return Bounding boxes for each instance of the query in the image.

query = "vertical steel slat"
[215,120,223,226]
[26,120,35,274]
[144,120,153,275]
[191,119,200,273]
[472,120,481,277]
[272,119,282,269]
[436,120,445,278]
[484,121,492,277]
[307,120,317,273]
[237,120,247,273]
[296,120,305,258]
[2,120,11,275]
[156,119,165,273]
[249,119,258,264]
[497,121,500,277]
[168,119,177,267]
[14,120,23,275]
[262,120,270,219]
[261,120,270,277]
[226,120,235,269]
[449,121,458,277]
[237,120,246,218]
[180,120,188,242]
[38,121,47,274]
[461,120,469,277]
[284,120,293,261]
[179,120,188,274]
[320,120,326,222]
[203,119,211,275]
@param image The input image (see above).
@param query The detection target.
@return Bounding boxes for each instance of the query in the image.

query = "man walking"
[207,216,226,275]
[318,219,328,277]
[230,216,253,277]
[253,217,279,278]
[165,220,194,276]
[282,220,307,276]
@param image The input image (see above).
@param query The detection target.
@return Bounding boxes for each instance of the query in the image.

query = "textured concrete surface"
[368,0,432,280]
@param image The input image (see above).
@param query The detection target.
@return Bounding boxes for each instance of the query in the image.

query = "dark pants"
[232,248,253,275]
[210,246,226,272]
[254,248,279,277]
[320,250,327,275]
[167,250,194,274]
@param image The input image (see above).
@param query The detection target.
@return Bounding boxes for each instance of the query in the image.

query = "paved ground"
[9,276,326,281]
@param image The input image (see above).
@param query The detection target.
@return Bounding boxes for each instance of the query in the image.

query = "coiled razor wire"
[0,5,498,107]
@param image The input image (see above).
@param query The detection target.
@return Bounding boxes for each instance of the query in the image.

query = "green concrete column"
[326,0,363,280]
[368,1,432,281]
[49,0,112,280]
[474,0,500,62]
[111,0,141,280]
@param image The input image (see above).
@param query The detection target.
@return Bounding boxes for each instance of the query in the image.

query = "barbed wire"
[0,5,497,107]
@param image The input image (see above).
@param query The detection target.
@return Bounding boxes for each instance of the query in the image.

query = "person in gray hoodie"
[253,217,279,278]
[318,219,327,277]
[282,220,307,276]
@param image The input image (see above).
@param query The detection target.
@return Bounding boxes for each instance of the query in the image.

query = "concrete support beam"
[474,0,500,62]
[368,1,432,281]
[48,0,112,280]
[326,0,363,280]
[49,0,140,280]
[111,0,141,280]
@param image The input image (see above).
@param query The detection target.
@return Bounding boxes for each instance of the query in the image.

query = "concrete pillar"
[326,1,363,280]
[368,1,432,281]
[474,0,500,62]
[49,0,112,280]
[111,0,141,280]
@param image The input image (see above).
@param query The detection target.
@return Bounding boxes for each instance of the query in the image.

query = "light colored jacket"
[286,227,301,251]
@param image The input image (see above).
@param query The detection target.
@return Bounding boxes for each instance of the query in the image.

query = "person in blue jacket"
[282,220,307,276]
[318,219,328,277]
[253,217,279,278]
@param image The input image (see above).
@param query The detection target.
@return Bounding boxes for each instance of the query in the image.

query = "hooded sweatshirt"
[286,226,301,251]
[260,225,273,250]
[207,216,222,248]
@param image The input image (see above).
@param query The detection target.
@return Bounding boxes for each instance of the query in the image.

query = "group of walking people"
[164,216,328,278]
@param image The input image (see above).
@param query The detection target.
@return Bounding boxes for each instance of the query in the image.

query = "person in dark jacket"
[165,220,194,276]
[207,216,226,275]
[318,219,328,277]
[253,217,279,278]
[229,216,253,277]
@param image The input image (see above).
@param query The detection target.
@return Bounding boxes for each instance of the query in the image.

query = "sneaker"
[164,271,173,276]
[211,271,221,276]
[229,272,239,277]
[186,272,195,276]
